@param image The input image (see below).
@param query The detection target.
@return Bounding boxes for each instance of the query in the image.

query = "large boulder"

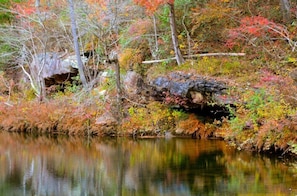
[123,71,153,102]
[123,71,142,98]
[31,53,89,86]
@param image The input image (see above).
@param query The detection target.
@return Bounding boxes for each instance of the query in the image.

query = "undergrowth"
[227,88,297,153]
[122,102,178,135]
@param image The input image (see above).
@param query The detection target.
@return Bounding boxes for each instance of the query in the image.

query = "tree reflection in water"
[0,132,296,195]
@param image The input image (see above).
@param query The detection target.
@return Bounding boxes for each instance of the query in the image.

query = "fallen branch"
[4,102,13,107]
[142,52,246,64]
[186,52,246,58]
[142,58,175,64]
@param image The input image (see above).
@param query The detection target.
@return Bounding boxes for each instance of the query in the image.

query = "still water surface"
[0,131,296,196]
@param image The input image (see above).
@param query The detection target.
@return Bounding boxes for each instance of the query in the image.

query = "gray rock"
[31,52,89,86]
[149,71,227,108]
[123,71,142,97]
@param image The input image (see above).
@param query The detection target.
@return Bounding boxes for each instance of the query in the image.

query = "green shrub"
[229,89,296,133]
[123,102,182,133]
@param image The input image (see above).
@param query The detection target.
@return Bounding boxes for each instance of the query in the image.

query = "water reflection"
[0,132,296,195]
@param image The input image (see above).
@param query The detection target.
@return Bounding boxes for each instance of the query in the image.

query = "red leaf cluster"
[163,91,189,107]
[225,16,282,48]
[11,0,36,18]
[253,69,284,89]
[133,0,174,14]
[128,19,152,37]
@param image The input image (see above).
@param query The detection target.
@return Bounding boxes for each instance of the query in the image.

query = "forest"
[0,0,297,156]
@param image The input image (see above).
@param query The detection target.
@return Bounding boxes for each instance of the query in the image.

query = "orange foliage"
[85,0,107,17]
[0,101,106,136]
[119,48,143,70]
[176,114,215,138]
[85,0,106,6]
[11,0,57,17]
[133,0,174,14]
[255,116,297,152]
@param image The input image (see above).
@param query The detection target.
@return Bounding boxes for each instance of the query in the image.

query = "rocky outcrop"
[148,71,230,109]
[92,71,233,135]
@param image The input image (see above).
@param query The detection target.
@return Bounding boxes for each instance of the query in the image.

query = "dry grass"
[0,100,110,136]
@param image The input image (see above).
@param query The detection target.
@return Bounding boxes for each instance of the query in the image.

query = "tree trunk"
[38,76,46,102]
[108,50,122,126]
[168,3,184,65]
[280,0,291,23]
[182,12,191,56]
[67,0,88,88]
[153,14,159,59]
[115,58,122,124]
[35,0,40,8]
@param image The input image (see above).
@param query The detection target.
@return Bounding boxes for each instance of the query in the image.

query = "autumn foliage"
[0,0,297,156]
[0,101,106,136]
[225,16,288,49]
[133,0,174,13]
[11,0,36,17]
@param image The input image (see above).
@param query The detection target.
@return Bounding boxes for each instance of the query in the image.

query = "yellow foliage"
[119,48,143,71]
[122,102,175,134]
[191,2,236,30]
[228,88,297,151]
[84,35,99,51]
[23,88,36,101]
[190,1,239,43]
[179,44,186,49]
[177,57,244,77]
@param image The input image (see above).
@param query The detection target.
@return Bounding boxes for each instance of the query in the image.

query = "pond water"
[0,131,296,196]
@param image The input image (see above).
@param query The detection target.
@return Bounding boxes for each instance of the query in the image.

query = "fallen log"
[142,52,246,64]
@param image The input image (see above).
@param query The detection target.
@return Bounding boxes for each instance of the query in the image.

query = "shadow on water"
[0,131,296,196]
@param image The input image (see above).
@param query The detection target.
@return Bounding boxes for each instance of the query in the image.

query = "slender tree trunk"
[280,0,291,23]
[168,3,184,65]
[153,14,159,59]
[67,0,88,88]
[108,1,122,128]
[182,13,191,56]
[115,58,122,123]
[38,76,45,102]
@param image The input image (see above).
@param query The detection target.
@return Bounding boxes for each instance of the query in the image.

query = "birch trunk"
[67,0,88,88]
